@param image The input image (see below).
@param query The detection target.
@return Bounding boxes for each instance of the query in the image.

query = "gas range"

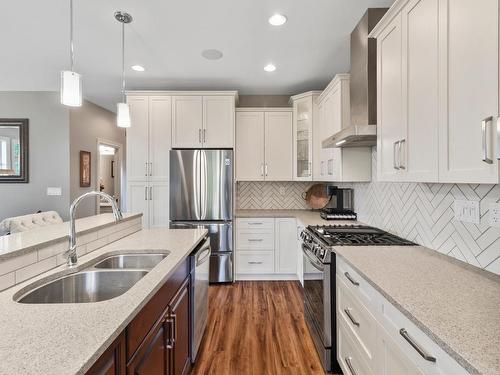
[301,224,415,263]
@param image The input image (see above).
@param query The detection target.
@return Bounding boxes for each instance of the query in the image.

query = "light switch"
[47,187,62,196]
[454,199,480,224]
[489,203,500,227]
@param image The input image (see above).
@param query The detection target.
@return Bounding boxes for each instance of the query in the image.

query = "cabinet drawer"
[236,218,275,230]
[337,275,377,365]
[236,251,274,274]
[236,231,274,250]
[337,257,380,311]
[338,320,374,375]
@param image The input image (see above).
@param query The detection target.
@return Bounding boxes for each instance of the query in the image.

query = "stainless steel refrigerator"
[169,149,233,283]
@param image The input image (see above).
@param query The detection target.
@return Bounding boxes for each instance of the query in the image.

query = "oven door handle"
[302,245,324,271]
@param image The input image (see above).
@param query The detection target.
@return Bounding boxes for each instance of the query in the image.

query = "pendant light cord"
[70,0,75,71]
[121,21,125,103]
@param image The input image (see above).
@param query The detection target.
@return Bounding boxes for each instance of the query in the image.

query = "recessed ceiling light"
[264,63,276,72]
[268,14,287,26]
[202,49,223,60]
[131,65,145,72]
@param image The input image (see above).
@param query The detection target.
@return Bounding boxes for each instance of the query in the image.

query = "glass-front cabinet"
[291,92,320,181]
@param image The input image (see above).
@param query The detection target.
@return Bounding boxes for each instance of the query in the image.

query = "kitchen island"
[0,227,207,375]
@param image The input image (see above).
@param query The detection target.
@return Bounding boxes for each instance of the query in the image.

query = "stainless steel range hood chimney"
[323,8,387,148]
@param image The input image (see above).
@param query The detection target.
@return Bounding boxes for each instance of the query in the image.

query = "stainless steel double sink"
[15,253,169,304]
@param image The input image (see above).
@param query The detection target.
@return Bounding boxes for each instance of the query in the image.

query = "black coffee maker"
[320,186,357,220]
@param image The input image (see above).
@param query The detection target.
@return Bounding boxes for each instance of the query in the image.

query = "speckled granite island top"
[0,227,207,375]
[334,245,500,375]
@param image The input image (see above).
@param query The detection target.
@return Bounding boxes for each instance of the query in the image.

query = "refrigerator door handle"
[200,150,208,220]
[194,150,201,220]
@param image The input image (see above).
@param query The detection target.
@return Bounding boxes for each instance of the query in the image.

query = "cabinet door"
[149,96,171,182]
[377,14,403,182]
[275,218,297,274]
[293,97,313,180]
[203,96,234,148]
[169,278,190,375]
[172,96,203,148]
[264,111,293,181]
[87,333,125,375]
[328,85,344,181]
[438,0,499,183]
[315,101,326,181]
[297,226,304,286]
[126,322,169,375]
[127,182,149,229]
[377,325,425,375]
[235,112,265,181]
[127,96,149,181]
[149,182,169,229]
[401,0,439,182]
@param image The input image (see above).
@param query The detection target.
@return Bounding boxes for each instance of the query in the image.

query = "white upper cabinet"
[149,96,172,181]
[438,0,499,183]
[401,0,439,182]
[265,111,293,181]
[203,96,234,148]
[316,75,371,182]
[376,14,404,182]
[235,108,293,181]
[372,0,499,183]
[126,96,149,182]
[172,93,236,149]
[172,95,203,148]
[236,111,265,181]
[292,94,315,180]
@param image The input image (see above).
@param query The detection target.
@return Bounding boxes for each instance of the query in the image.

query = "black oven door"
[302,244,332,349]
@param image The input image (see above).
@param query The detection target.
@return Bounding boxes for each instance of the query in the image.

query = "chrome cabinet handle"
[265,164,268,176]
[261,164,264,176]
[309,161,312,176]
[345,356,357,375]
[399,139,405,169]
[145,162,148,176]
[399,328,436,362]
[344,308,360,327]
[199,128,202,144]
[482,116,494,164]
[248,222,263,225]
[344,272,359,286]
[144,186,148,201]
[248,261,263,264]
[393,142,399,170]
[149,186,152,200]
[248,238,263,242]
[172,313,177,343]
[149,162,153,176]
[165,317,174,349]
[203,129,206,143]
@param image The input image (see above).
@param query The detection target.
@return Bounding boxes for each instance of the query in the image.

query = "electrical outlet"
[454,199,480,224]
[489,203,500,227]
[47,187,62,196]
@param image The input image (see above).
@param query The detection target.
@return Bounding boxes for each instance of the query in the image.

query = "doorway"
[96,139,123,215]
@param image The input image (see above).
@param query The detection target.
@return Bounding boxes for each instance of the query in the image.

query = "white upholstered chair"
[0,211,63,234]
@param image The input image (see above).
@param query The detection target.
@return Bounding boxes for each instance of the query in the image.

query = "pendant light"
[61,0,82,107]
[115,11,133,128]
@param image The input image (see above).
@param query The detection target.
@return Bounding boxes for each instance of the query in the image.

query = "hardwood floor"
[191,281,328,375]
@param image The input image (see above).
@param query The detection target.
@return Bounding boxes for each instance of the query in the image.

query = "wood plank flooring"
[191,281,328,375]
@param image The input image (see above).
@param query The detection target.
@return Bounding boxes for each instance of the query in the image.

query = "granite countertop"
[236,209,500,375]
[0,213,142,260]
[0,227,207,375]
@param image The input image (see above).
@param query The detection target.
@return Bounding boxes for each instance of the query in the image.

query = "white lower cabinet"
[236,217,297,279]
[336,257,468,375]
[128,182,169,229]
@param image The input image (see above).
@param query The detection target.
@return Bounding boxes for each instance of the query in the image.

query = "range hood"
[323,8,387,148]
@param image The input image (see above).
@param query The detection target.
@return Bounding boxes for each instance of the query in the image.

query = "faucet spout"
[67,191,123,267]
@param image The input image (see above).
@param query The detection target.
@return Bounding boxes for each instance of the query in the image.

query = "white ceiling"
[1,0,394,111]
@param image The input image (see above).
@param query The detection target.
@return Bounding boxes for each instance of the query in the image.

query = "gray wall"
[238,95,291,108]
[70,101,125,218]
[0,92,70,222]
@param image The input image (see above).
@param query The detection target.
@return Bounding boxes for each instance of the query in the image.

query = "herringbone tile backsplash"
[236,148,500,275]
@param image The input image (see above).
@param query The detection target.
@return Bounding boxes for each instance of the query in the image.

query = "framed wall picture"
[80,150,91,187]
[0,118,29,183]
